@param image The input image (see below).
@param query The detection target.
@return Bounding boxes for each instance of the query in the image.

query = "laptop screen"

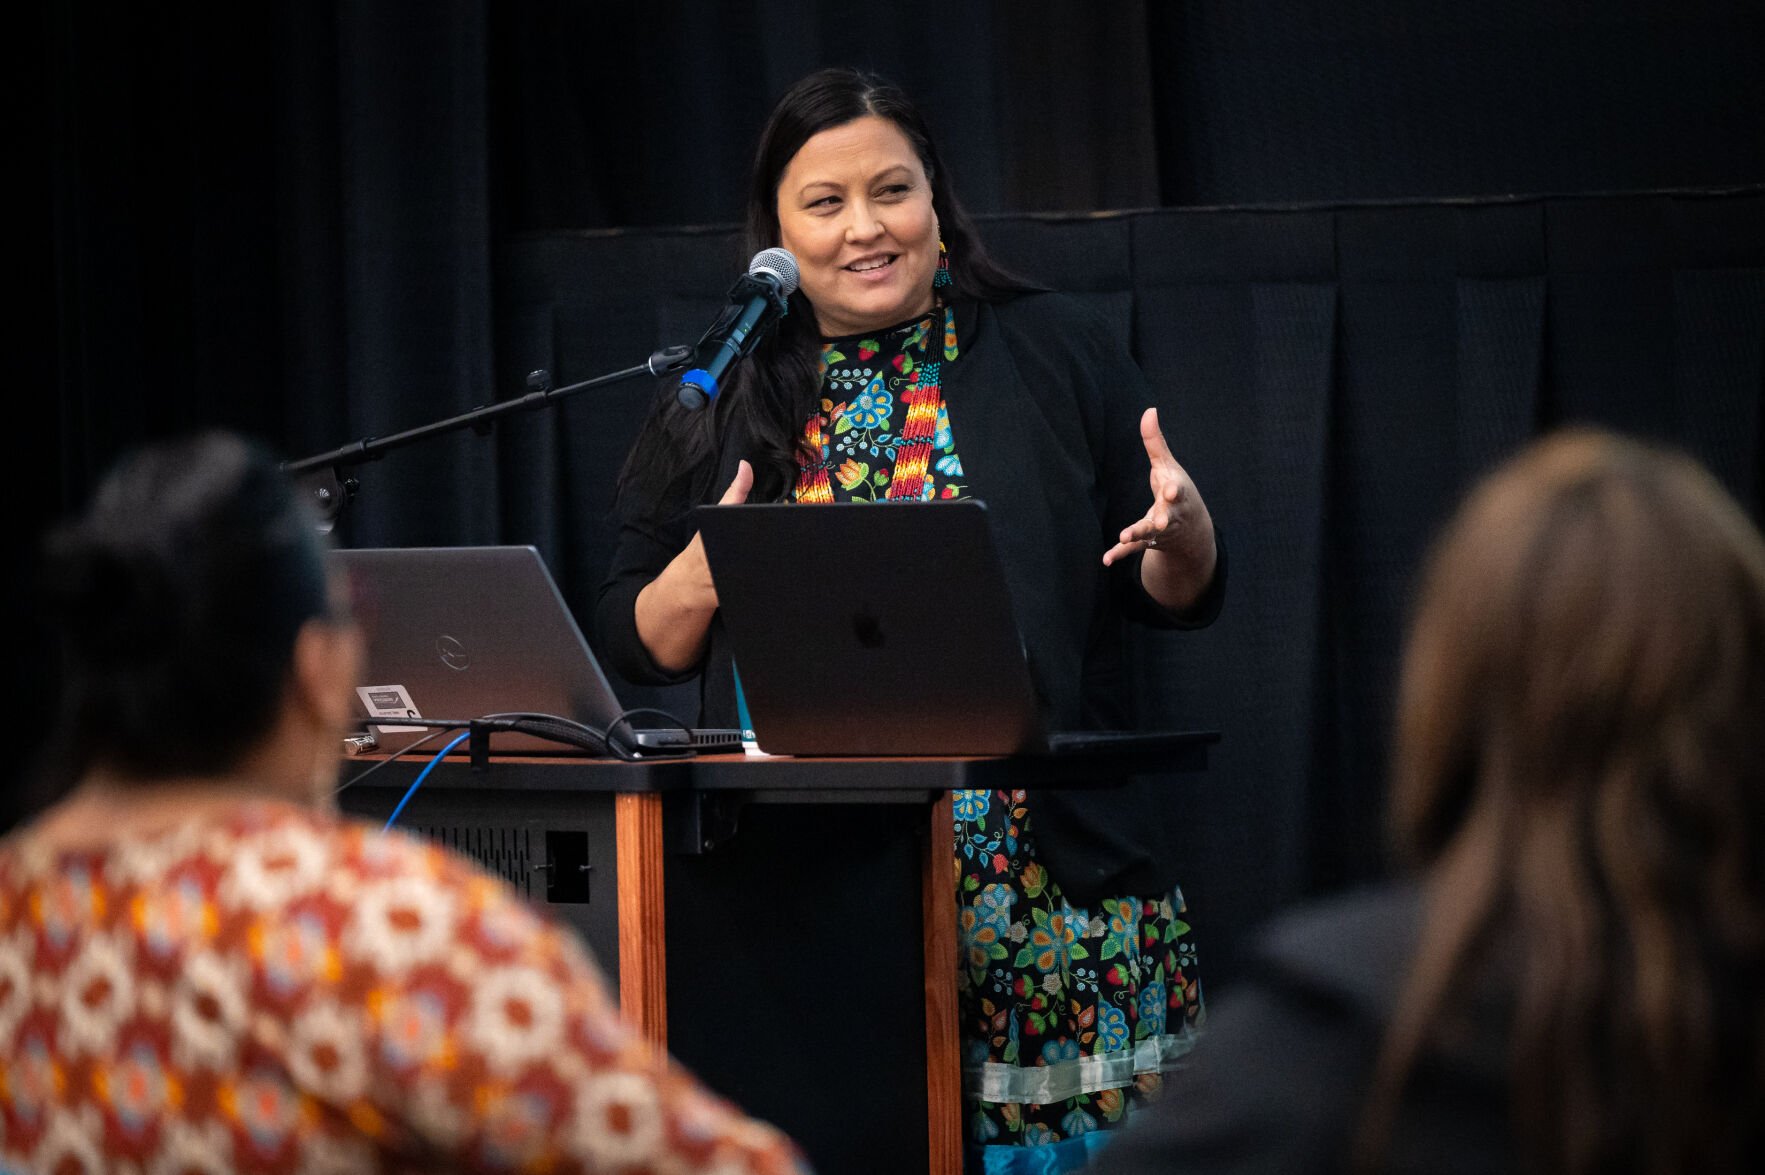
[696,501,1052,756]
[328,545,631,756]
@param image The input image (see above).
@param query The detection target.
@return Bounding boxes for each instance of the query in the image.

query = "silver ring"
[1146,537,1160,548]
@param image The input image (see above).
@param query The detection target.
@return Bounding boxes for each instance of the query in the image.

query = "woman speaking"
[597,66,1226,1170]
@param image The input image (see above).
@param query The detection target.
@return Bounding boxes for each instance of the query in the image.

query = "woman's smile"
[775,115,939,337]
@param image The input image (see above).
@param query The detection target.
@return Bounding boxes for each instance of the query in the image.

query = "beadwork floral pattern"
[797,308,967,503]
[790,297,1205,1166]
[954,788,1203,1159]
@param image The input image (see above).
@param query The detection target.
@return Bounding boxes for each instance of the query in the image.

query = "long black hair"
[615,66,1042,512]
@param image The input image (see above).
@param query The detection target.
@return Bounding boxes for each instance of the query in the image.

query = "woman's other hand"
[634,460,754,673]
[1102,408,1218,614]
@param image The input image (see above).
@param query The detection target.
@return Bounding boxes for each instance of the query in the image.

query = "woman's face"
[775,115,940,338]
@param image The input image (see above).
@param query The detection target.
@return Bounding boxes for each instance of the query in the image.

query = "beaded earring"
[934,237,953,289]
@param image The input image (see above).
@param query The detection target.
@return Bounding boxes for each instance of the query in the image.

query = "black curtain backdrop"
[486,194,1765,987]
[19,0,1765,987]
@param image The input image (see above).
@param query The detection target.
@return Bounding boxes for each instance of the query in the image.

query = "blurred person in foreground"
[0,430,809,1173]
[1100,427,1765,1174]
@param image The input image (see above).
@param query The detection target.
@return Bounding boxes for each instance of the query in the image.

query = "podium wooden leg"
[616,791,668,1051]
[923,791,961,1175]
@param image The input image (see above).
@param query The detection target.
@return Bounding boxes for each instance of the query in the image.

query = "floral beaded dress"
[795,307,1204,1174]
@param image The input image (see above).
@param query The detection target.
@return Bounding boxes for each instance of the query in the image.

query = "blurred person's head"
[1367,427,1765,1173]
[35,430,360,806]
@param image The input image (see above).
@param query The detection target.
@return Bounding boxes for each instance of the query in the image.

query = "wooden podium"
[336,737,1215,1175]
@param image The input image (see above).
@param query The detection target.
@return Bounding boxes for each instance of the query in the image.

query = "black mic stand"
[282,345,696,532]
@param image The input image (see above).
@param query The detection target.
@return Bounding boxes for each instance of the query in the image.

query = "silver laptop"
[329,545,741,757]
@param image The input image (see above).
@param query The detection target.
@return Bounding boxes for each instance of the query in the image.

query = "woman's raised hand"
[1102,408,1217,613]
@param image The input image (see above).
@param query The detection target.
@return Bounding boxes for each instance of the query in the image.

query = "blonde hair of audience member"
[1361,428,1765,1174]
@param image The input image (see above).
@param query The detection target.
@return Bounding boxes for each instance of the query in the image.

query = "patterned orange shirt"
[0,800,811,1173]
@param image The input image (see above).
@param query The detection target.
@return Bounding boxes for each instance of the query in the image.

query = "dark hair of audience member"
[34,431,334,789]
[1360,429,1765,1174]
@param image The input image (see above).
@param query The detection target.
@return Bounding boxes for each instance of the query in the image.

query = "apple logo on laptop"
[852,609,885,650]
[437,634,471,671]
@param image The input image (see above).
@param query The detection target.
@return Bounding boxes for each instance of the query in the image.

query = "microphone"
[677,248,799,410]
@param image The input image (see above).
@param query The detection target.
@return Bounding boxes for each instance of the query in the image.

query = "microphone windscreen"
[749,248,800,295]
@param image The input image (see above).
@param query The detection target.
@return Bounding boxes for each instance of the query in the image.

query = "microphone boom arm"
[282,343,696,530]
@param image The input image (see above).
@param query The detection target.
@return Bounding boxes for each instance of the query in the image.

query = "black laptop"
[329,545,741,757]
[696,500,1209,757]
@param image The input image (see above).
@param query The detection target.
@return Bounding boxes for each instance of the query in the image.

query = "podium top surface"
[335,730,1219,799]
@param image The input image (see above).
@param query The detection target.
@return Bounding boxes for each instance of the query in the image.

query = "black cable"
[486,707,699,760]
[336,704,702,789]
[471,711,620,758]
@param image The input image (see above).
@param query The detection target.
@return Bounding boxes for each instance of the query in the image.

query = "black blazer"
[595,291,1227,902]
[1096,884,1517,1175]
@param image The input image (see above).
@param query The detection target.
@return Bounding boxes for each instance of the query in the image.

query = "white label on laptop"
[357,685,426,733]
